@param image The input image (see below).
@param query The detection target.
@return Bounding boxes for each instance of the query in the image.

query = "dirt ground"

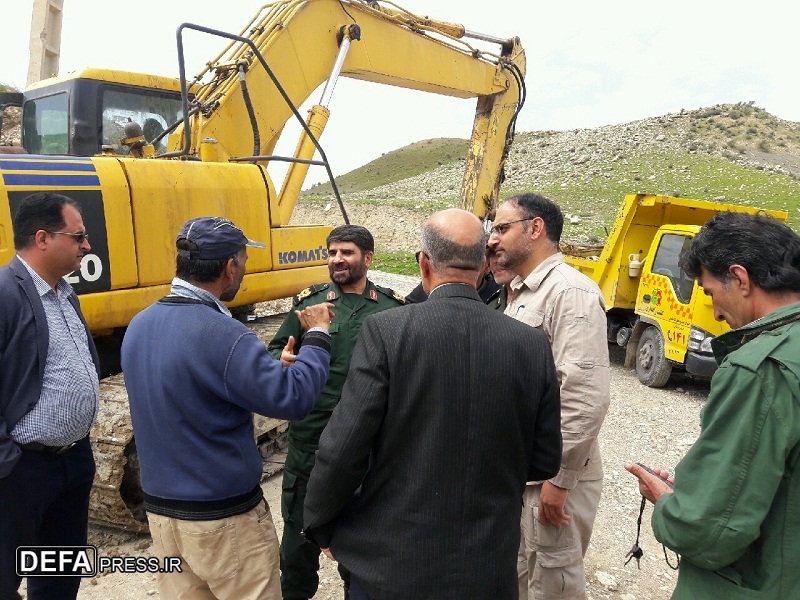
[15,342,707,600]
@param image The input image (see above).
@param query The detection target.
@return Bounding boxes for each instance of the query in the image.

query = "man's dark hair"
[508,193,564,245]
[680,211,800,292]
[326,225,374,254]
[420,222,488,275]
[176,239,240,283]
[13,192,81,249]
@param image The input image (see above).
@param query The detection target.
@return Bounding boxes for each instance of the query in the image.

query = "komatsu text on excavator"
[0,0,526,531]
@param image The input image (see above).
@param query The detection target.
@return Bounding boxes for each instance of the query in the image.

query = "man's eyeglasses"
[490,218,530,236]
[415,250,430,264]
[46,231,89,244]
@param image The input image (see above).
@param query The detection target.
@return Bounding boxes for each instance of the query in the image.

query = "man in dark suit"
[0,192,100,599]
[303,208,562,600]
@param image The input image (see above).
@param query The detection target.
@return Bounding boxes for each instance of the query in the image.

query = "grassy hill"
[304,138,469,196]
[303,103,800,241]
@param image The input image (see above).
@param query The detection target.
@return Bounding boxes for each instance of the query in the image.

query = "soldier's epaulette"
[293,283,329,306]
[375,284,407,305]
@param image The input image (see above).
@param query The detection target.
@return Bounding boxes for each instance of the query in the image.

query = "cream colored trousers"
[517,479,603,600]
[147,499,281,600]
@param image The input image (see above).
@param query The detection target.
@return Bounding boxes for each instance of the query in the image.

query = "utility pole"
[27,0,64,86]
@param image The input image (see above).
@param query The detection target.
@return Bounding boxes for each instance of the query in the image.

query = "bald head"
[427,209,485,246]
[420,209,488,280]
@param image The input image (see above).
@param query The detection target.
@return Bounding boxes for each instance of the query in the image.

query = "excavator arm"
[167,0,525,221]
[2,0,525,534]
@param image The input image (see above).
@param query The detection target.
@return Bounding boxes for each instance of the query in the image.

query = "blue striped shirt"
[10,257,100,445]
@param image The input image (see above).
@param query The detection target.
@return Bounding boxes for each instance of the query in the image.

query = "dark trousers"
[0,437,95,600]
[280,442,349,599]
[349,577,373,600]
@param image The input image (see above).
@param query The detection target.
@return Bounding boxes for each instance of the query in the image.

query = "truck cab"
[564,194,787,388]
[631,224,724,386]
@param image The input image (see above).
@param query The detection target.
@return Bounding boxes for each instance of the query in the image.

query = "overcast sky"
[3,1,798,187]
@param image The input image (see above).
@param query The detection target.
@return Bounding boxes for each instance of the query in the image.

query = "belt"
[19,441,77,454]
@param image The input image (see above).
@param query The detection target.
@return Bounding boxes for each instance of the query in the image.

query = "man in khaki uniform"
[488,193,610,600]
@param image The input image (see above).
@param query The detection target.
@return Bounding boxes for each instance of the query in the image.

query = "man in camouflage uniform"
[268,224,405,600]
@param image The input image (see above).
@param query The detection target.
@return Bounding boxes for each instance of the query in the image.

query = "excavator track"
[88,312,290,532]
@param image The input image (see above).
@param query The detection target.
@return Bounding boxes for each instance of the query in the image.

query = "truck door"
[637,232,695,364]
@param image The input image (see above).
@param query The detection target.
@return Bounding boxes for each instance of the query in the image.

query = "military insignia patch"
[294,286,314,305]
[370,289,378,301]
[374,284,407,305]
[327,291,337,301]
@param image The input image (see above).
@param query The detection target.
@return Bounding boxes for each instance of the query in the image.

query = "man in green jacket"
[268,224,405,600]
[485,247,511,311]
[626,211,800,599]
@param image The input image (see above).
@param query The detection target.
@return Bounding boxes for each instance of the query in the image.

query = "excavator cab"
[21,70,189,156]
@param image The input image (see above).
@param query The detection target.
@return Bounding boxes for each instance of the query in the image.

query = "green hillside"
[304,138,468,196]
[303,103,800,237]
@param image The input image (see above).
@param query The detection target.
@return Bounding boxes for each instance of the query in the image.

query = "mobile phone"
[635,462,674,488]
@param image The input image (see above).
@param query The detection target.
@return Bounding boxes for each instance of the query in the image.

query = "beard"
[329,260,368,287]
[219,283,240,302]
[497,250,523,272]
[493,267,514,286]
[496,236,532,273]
[220,273,243,302]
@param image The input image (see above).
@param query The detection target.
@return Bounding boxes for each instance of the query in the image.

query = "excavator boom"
[168,0,525,219]
[2,0,526,531]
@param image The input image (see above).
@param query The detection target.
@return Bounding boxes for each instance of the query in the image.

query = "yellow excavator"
[0,0,526,531]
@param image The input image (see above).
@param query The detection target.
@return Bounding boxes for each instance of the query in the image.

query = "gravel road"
[57,272,708,600]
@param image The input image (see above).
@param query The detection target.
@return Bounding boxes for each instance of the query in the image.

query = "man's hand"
[538,481,571,528]
[296,302,335,331]
[280,336,296,367]
[321,548,335,561]
[624,462,674,504]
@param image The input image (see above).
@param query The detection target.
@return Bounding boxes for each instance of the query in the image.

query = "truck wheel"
[636,326,672,387]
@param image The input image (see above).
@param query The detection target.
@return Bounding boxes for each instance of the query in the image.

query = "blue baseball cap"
[176,216,267,260]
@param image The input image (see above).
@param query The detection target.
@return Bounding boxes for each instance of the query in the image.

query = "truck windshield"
[22,92,68,154]
[652,234,695,304]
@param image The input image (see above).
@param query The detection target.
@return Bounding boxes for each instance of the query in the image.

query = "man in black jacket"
[0,193,100,600]
[304,208,562,600]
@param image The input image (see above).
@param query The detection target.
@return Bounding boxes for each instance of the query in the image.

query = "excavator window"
[101,88,183,154]
[22,92,68,154]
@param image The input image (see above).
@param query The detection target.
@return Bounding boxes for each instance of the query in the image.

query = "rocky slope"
[0,106,21,146]
[360,103,800,201]
[298,103,800,248]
